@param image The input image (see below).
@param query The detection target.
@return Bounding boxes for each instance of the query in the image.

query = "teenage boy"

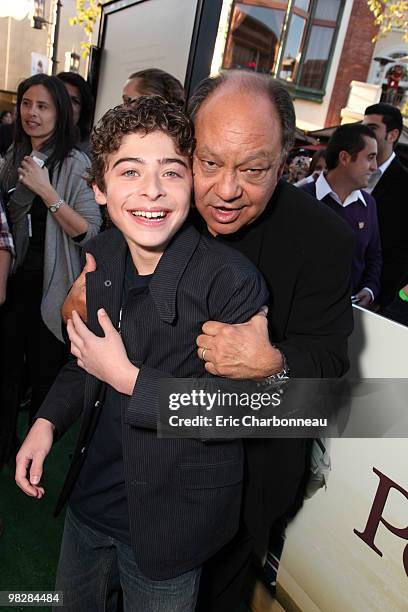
[15,97,268,611]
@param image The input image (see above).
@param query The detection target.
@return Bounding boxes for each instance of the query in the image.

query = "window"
[222,0,344,100]
[279,12,307,82]
[223,2,287,73]
[297,0,341,90]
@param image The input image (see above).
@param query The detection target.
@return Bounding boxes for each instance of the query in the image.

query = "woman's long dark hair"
[13,73,77,171]
[57,71,94,143]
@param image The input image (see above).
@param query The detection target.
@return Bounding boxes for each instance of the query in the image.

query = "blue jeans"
[54,508,201,612]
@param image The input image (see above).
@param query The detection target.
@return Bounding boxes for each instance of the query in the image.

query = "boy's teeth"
[131,210,166,218]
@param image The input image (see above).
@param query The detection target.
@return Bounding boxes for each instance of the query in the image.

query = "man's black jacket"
[204,179,355,552]
[372,156,408,307]
[36,222,268,580]
[39,180,353,578]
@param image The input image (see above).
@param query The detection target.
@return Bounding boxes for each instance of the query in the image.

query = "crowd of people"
[0,65,407,612]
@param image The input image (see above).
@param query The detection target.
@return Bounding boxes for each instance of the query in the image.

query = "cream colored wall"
[0,0,99,95]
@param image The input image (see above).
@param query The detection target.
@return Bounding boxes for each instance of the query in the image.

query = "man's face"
[362,113,396,161]
[93,131,192,261]
[193,90,284,235]
[346,136,377,189]
[122,78,142,106]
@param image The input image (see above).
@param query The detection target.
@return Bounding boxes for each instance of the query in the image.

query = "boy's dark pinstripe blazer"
[36,222,268,580]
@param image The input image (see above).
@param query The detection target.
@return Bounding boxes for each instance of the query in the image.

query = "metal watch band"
[49,197,64,213]
[265,349,290,382]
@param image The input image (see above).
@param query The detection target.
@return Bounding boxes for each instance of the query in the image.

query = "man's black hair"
[364,103,403,139]
[326,123,377,171]
[127,68,185,107]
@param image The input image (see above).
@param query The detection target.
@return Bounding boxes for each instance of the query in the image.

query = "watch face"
[50,200,62,213]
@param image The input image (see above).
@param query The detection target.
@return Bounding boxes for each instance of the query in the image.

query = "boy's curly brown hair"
[89,96,195,191]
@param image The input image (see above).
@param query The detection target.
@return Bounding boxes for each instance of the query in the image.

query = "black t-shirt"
[22,195,47,272]
[21,192,86,272]
[69,253,153,543]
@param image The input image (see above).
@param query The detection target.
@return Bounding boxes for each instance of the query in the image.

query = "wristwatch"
[49,197,64,213]
[265,349,290,382]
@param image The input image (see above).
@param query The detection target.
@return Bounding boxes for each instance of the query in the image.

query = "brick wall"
[325,0,378,127]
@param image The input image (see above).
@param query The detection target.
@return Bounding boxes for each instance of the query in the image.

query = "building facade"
[0,0,96,112]
[211,0,408,130]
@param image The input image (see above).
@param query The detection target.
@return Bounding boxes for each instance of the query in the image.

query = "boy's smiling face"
[94,130,192,269]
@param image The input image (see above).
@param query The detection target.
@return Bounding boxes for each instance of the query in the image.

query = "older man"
[62,71,354,610]
[188,71,354,610]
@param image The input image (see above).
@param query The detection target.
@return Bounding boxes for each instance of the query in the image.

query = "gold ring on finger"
[201,348,207,361]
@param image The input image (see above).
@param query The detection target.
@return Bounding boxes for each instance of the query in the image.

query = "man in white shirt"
[301,123,382,307]
[363,103,408,307]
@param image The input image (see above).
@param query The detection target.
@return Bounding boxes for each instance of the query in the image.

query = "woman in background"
[0,74,101,465]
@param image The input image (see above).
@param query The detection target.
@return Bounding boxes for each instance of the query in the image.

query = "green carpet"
[0,414,78,611]
[0,415,251,612]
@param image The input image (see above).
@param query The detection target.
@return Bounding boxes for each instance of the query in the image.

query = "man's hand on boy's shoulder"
[67,309,139,395]
[196,311,283,379]
[61,252,97,323]
[15,418,55,499]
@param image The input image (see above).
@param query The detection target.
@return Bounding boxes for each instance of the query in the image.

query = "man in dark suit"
[363,103,408,308]
[58,71,354,611]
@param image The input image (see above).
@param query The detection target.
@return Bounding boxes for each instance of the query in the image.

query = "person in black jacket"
[15,97,268,611]
[363,103,408,308]
[60,71,354,611]
[189,70,354,611]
